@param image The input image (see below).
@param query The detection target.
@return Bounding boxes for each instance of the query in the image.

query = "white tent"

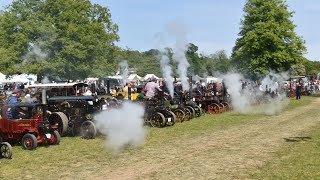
[5,75,29,83]
[144,74,159,80]
[0,72,6,83]
[1,74,37,84]
[128,74,142,81]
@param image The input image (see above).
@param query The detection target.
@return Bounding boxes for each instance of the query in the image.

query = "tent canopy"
[128,74,143,81]
[144,74,159,80]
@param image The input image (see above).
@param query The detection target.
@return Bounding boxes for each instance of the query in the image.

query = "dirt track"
[82,98,320,180]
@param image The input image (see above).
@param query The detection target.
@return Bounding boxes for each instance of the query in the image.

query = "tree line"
[0,0,319,82]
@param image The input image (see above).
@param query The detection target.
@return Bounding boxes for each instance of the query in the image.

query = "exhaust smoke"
[222,71,289,115]
[158,50,174,97]
[119,60,129,86]
[94,101,146,153]
[166,21,190,91]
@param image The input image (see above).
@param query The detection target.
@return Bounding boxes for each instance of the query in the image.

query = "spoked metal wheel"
[174,109,185,123]
[221,102,231,111]
[81,121,97,139]
[186,106,196,118]
[150,112,166,128]
[166,111,176,126]
[218,103,225,113]
[183,108,192,121]
[0,142,13,159]
[207,103,220,114]
[193,104,203,117]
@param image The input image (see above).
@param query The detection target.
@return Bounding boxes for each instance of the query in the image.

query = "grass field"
[1,95,320,179]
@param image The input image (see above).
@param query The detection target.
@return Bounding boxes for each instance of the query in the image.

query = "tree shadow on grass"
[283,136,311,142]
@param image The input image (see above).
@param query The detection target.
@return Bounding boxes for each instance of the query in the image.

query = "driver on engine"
[144,78,162,99]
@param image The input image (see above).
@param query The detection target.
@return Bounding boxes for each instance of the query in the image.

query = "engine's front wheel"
[81,121,97,139]
[21,133,37,150]
[0,142,12,159]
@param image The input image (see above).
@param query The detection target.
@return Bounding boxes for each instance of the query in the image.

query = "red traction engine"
[192,90,227,114]
[0,103,60,150]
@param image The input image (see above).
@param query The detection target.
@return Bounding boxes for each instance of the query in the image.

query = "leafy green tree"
[186,43,203,76]
[116,48,162,77]
[231,0,306,78]
[290,63,306,76]
[209,50,231,74]
[303,60,320,75]
[0,0,119,80]
[200,50,231,76]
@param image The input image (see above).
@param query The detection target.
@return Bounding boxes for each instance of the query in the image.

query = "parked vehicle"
[47,96,99,138]
[0,103,60,150]
[25,82,100,138]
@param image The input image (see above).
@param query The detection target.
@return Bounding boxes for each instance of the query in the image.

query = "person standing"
[123,82,132,100]
[295,81,302,100]
[144,78,162,99]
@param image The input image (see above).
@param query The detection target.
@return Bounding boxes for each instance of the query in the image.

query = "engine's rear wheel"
[0,142,12,159]
[221,102,231,111]
[183,108,192,121]
[194,104,203,117]
[207,103,220,114]
[150,112,166,128]
[173,109,185,123]
[186,106,196,118]
[48,112,69,136]
[166,111,176,126]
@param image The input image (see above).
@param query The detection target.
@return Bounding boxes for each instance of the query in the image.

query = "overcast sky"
[1,0,319,61]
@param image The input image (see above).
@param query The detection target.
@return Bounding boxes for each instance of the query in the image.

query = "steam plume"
[158,50,174,96]
[119,60,129,85]
[221,71,289,115]
[41,76,50,84]
[166,21,190,91]
[94,101,146,153]
[23,42,48,62]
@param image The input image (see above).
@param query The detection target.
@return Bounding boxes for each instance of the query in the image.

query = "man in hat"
[144,78,162,99]
[6,89,25,119]
[7,89,21,105]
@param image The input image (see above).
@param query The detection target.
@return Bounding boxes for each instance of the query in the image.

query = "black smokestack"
[128,85,132,100]
[106,79,110,95]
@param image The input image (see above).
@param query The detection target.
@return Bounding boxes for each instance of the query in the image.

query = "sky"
[1,0,319,61]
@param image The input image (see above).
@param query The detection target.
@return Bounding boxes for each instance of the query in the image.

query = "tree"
[231,0,306,78]
[186,43,203,75]
[116,48,162,77]
[290,63,306,76]
[303,60,320,75]
[0,0,119,80]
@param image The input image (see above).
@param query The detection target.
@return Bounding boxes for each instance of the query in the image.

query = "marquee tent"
[144,74,159,80]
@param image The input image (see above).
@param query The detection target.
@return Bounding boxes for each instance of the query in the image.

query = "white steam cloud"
[221,71,289,115]
[41,76,50,84]
[94,102,147,153]
[119,60,129,85]
[166,21,190,91]
[159,50,174,96]
[23,42,48,62]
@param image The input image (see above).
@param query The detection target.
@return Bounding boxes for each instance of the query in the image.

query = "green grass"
[0,95,319,179]
[248,124,320,179]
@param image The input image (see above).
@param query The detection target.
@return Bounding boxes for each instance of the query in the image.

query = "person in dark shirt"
[295,82,302,100]
[6,89,25,119]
